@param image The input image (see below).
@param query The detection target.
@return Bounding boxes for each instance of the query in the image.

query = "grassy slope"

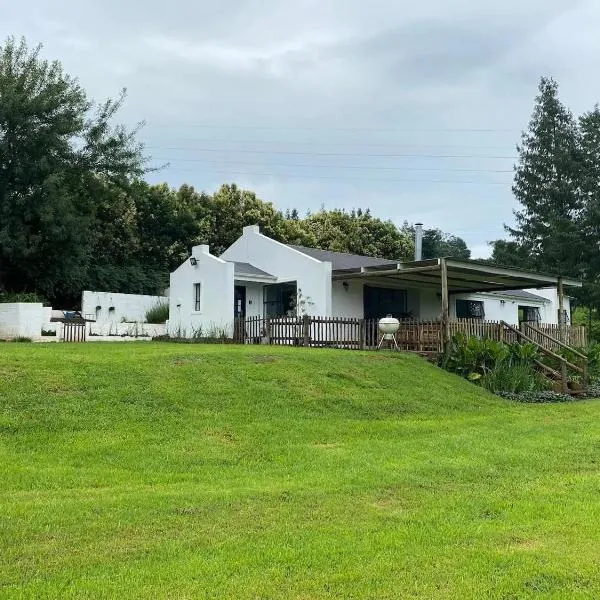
[1,343,599,599]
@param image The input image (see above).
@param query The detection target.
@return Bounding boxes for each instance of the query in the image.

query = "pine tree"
[578,106,600,309]
[508,77,583,276]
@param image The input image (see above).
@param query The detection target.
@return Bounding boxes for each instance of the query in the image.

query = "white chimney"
[414,223,423,261]
[243,225,260,235]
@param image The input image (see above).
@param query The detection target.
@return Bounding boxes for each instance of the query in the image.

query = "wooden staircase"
[500,321,588,396]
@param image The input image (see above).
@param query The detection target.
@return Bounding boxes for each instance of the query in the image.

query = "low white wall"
[0,303,44,339]
[88,323,166,338]
[82,291,168,324]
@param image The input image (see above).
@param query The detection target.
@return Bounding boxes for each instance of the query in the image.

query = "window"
[456,299,484,319]
[193,283,201,312]
[519,305,541,324]
[263,282,297,317]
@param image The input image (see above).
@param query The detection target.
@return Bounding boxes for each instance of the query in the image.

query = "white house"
[168,225,576,337]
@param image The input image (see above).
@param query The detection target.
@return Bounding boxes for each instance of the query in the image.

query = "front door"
[234,285,246,318]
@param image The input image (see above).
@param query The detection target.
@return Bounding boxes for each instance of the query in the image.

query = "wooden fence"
[233,316,586,353]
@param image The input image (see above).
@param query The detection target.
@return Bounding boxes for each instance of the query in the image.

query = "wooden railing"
[233,316,586,354]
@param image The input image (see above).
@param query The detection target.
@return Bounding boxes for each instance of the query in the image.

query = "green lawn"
[1,343,600,599]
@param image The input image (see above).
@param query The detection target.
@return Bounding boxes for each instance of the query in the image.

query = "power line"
[150,156,513,174]
[140,137,516,151]
[150,165,511,185]
[148,122,519,133]
[146,146,517,160]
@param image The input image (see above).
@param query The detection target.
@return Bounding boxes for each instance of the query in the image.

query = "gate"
[62,321,86,342]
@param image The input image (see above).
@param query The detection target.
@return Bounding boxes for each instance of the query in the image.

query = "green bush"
[0,292,45,303]
[145,303,169,324]
[12,336,33,343]
[442,333,547,394]
[481,363,549,394]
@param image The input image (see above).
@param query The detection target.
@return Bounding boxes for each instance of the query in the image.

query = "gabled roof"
[287,245,398,271]
[488,289,550,303]
[229,262,276,280]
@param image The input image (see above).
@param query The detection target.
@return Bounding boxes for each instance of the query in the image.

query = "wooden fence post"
[302,315,310,347]
[560,360,569,394]
[265,318,271,345]
[440,258,449,354]
[359,319,366,350]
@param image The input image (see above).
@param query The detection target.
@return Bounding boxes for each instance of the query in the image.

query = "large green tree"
[0,37,144,303]
[493,77,583,276]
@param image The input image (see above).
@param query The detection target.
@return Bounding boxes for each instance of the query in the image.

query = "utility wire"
[148,123,519,133]
[150,165,511,185]
[146,146,517,159]
[151,156,513,173]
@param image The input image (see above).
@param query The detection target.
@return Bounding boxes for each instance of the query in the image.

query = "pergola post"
[440,258,450,354]
[558,276,565,343]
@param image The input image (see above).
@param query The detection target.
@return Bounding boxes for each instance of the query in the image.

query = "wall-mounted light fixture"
[500,299,505,305]
[342,281,349,292]
[189,257,198,266]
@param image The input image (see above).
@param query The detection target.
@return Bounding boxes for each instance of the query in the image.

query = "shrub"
[0,292,45,303]
[481,363,549,394]
[499,391,574,403]
[12,336,32,343]
[145,303,169,324]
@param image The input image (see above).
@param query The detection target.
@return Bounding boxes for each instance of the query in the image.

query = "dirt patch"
[205,430,237,445]
[250,355,279,364]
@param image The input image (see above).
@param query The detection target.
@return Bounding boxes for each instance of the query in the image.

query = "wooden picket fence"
[233,316,586,353]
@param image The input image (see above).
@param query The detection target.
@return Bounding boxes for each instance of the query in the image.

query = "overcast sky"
[3,1,600,257]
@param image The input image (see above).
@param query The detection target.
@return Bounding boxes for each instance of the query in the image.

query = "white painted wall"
[240,282,264,318]
[331,280,364,318]
[0,303,44,339]
[169,244,235,337]
[82,291,168,324]
[88,323,166,338]
[221,226,332,316]
[526,288,571,324]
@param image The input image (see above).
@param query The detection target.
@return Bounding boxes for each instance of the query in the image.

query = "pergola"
[331,257,582,350]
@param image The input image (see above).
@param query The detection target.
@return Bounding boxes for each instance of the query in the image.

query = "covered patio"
[329,257,582,351]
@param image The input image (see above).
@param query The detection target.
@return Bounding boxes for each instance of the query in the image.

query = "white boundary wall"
[0,303,44,339]
[82,291,168,324]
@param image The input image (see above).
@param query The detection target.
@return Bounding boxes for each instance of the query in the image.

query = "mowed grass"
[1,344,600,599]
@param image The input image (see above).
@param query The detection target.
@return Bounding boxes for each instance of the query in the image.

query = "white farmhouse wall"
[525,288,571,324]
[241,282,264,318]
[331,280,363,318]
[0,303,44,339]
[169,245,234,337]
[419,289,441,320]
[82,291,168,324]
[221,226,332,316]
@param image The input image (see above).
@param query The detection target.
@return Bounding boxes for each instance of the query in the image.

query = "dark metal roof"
[288,245,398,271]
[488,289,550,302]
[229,261,275,279]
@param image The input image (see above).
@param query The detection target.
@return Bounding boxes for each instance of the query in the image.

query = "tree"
[578,107,600,310]
[506,77,583,276]
[0,37,144,303]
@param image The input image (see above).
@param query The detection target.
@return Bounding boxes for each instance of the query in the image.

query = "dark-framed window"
[456,299,485,319]
[263,282,297,317]
[194,283,201,311]
[363,286,408,320]
[519,305,541,324]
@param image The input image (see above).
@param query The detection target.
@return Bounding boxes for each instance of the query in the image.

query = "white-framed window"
[193,283,201,312]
